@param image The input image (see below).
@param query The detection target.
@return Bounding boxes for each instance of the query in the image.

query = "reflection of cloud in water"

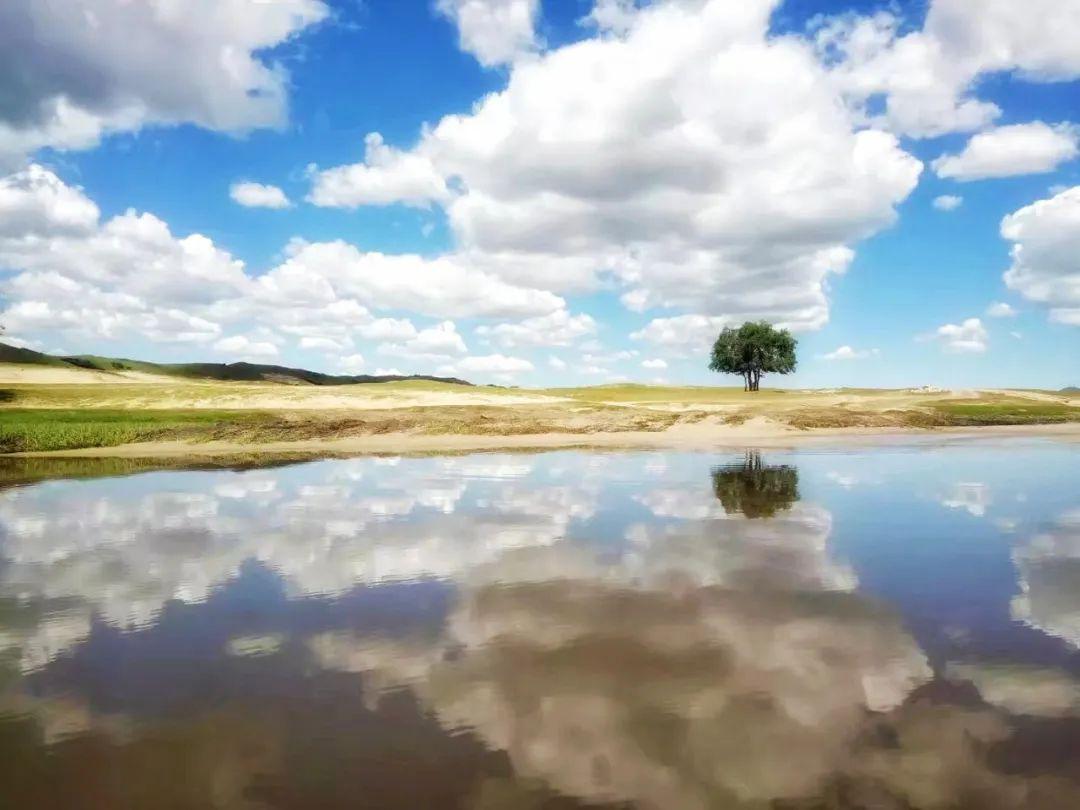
[946,662,1080,718]
[941,481,992,517]
[314,590,932,808]
[310,495,931,808]
[1011,509,1080,647]
[0,458,590,669]
[625,503,856,592]
[826,470,858,488]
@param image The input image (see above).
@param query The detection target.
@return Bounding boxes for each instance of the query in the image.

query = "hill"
[0,342,472,387]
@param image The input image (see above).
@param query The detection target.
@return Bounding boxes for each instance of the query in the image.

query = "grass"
[928,401,1080,425]
[0,384,1075,455]
[0,409,267,453]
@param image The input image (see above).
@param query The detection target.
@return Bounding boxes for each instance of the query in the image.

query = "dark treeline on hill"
[0,342,473,387]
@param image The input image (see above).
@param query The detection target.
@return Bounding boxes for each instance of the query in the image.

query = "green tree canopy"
[708,321,797,391]
[711,452,799,519]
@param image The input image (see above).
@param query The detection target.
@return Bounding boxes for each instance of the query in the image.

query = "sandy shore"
[15,419,1080,460]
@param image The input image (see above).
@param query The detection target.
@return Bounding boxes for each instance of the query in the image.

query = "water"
[0,439,1078,809]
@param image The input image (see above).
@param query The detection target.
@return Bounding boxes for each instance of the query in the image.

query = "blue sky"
[1,0,1078,388]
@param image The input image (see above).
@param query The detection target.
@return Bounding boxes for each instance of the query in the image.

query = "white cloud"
[475,309,596,348]
[631,315,729,351]
[584,0,639,34]
[930,317,989,353]
[265,240,563,320]
[441,353,535,379]
[932,194,963,212]
[356,318,418,342]
[299,336,347,352]
[820,345,878,361]
[338,354,366,374]
[380,321,467,361]
[0,165,562,360]
[0,165,245,346]
[230,182,290,209]
[435,0,540,67]
[641,358,667,370]
[214,335,279,359]
[460,354,533,372]
[0,164,99,235]
[310,0,921,333]
[548,356,567,371]
[308,133,450,209]
[816,1,1080,138]
[1001,186,1080,326]
[932,123,1079,181]
[986,302,1016,318]
[0,0,328,165]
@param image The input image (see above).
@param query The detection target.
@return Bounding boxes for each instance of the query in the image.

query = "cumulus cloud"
[308,133,450,209]
[214,335,279,359]
[641,358,667,369]
[0,165,245,346]
[309,0,921,333]
[229,182,290,209]
[986,301,1016,318]
[435,0,540,67]
[820,345,878,360]
[0,163,99,235]
[265,240,563,320]
[475,309,596,348]
[584,0,640,34]
[356,318,418,342]
[630,314,730,351]
[0,0,328,165]
[1000,186,1080,326]
[0,165,568,365]
[380,321,468,361]
[438,353,535,381]
[337,353,366,374]
[933,194,963,212]
[815,1,1080,138]
[932,123,1079,181]
[930,317,989,353]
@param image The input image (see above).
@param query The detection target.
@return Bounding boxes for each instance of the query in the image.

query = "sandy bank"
[14,419,1079,460]
[0,364,181,385]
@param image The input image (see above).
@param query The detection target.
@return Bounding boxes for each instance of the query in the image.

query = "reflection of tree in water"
[711,452,799,518]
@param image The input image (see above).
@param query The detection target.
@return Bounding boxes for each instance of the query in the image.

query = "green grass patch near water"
[0,409,264,453]
[928,401,1080,425]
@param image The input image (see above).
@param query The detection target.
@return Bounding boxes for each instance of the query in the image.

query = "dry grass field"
[0,363,1077,456]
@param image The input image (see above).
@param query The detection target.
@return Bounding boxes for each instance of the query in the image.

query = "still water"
[1,440,1078,809]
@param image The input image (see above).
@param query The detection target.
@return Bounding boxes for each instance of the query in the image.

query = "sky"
[0,0,1078,389]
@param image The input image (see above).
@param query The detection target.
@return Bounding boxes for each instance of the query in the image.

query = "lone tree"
[709,321,797,391]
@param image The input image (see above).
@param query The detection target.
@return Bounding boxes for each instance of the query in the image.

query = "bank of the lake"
[0,373,1077,457]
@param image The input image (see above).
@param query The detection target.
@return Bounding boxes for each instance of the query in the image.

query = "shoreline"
[11,420,1079,461]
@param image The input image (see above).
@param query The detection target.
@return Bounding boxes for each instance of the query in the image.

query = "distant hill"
[0,342,473,387]
[1063,386,1080,394]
